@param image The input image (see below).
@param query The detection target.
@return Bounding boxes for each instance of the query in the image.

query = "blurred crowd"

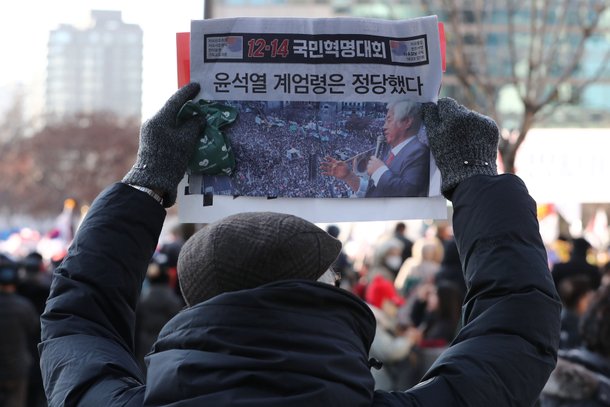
[1,213,610,405]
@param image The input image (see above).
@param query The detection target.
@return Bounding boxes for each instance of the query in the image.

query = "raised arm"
[39,83,203,406]
[374,98,561,406]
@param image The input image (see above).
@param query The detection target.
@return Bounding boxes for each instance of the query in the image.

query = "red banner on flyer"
[438,22,446,72]
[177,32,191,87]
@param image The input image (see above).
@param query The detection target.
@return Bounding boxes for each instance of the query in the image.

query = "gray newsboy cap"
[177,212,342,306]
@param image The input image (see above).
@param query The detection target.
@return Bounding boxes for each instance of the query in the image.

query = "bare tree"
[0,113,139,216]
[419,0,610,173]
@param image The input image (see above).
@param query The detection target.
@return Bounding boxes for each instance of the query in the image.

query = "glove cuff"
[122,167,178,208]
[125,184,164,206]
[441,159,497,200]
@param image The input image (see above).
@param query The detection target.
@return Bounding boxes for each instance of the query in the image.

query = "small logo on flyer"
[389,37,428,64]
[390,40,407,56]
[206,36,244,59]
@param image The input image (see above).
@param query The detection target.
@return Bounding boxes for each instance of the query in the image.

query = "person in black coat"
[135,253,183,371]
[552,237,601,290]
[39,88,560,406]
[17,251,50,407]
[540,283,610,406]
[0,255,40,407]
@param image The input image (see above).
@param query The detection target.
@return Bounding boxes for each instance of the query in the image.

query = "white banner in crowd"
[179,16,446,223]
[515,128,610,203]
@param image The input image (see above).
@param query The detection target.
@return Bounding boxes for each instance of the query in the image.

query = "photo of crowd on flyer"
[192,99,431,199]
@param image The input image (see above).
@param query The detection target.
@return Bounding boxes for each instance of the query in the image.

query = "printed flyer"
[178,16,446,222]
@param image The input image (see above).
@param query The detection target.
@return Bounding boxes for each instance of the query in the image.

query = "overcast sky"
[0,0,204,118]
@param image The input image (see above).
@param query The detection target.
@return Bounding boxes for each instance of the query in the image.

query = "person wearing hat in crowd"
[17,251,51,317]
[0,254,40,407]
[365,274,422,391]
[39,84,560,406]
[135,252,183,371]
[17,251,50,407]
[551,237,602,291]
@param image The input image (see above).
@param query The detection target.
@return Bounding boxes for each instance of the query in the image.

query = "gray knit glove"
[122,82,203,207]
[422,98,499,200]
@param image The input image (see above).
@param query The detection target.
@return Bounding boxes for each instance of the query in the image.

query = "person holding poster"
[39,83,560,407]
[183,15,446,216]
[320,100,430,198]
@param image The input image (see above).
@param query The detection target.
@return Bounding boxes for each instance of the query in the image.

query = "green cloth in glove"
[122,82,204,208]
[177,100,238,176]
[422,98,499,200]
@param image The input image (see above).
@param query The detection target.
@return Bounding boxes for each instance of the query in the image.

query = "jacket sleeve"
[374,174,561,406]
[39,183,165,406]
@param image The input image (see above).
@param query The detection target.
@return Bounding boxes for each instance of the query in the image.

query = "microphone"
[374,135,385,158]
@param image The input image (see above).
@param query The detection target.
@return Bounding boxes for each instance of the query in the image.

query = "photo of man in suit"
[320,100,430,198]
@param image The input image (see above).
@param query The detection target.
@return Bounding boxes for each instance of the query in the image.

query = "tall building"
[46,10,143,121]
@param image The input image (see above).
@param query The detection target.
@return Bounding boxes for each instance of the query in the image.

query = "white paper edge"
[177,176,448,223]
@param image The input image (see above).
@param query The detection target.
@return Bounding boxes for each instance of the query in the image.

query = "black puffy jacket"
[40,175,561,406]
[145,280,378,405]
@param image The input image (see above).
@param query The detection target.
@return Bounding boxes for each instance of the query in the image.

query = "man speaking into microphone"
[321,100,430,198]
